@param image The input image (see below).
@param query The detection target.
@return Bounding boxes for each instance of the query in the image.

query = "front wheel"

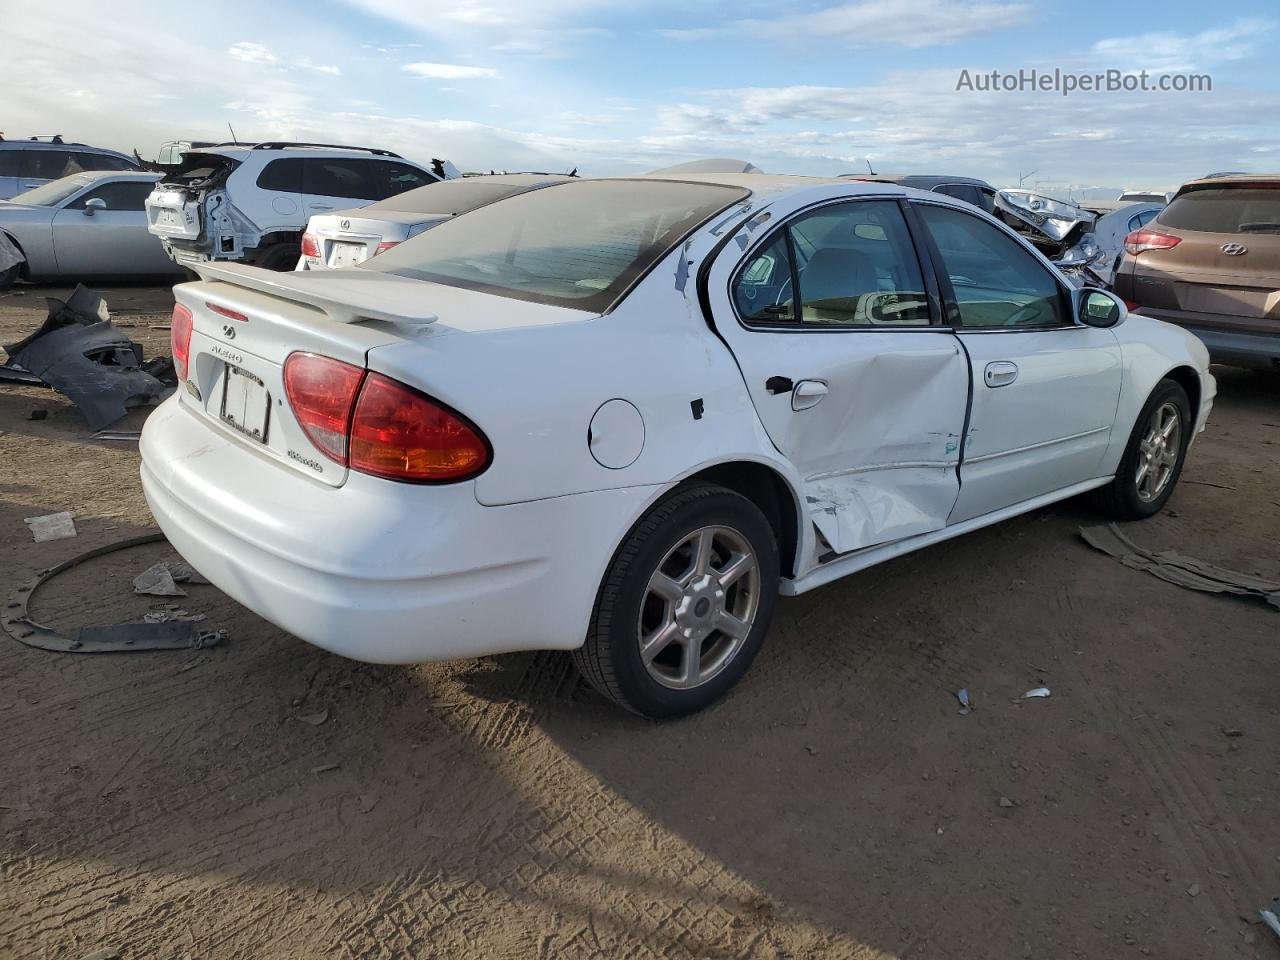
[1097,378,1192,519]
[574,483,780,719]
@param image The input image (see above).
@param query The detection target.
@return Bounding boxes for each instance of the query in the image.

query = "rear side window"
[365,179,747,312]
[1159,187,1280,235]
[734,200,930,328]
[934,183,982,207]
[256,158,306,192]
[917,203,1068,329]
[369,161,437,199]
[1128,209,1159,232]
[68,180,156,210]
[303,158,379,199]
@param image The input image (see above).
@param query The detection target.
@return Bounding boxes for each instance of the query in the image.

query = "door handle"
[984,361,1019,388]
[309,204,333,210]
[792,379,828,411]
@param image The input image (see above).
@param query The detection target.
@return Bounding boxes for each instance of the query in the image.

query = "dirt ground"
[1,281,1278,960]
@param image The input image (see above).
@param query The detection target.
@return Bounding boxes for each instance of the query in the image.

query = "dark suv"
[1114,175,1280,370]
[0,137,138,199]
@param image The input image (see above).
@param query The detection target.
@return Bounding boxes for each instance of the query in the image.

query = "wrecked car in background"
[144,142,453,272]
[0,172,185,289]
[140,174,1212,720]
[1055,202,1164,287]
[298,173,573,271]
[843,174,998,213]
[994,189,1095,259]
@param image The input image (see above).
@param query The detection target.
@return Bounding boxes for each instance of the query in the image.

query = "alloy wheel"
[637,525,761,690]
[1135,401,1182,503]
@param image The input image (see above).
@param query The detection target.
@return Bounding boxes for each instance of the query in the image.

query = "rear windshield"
[363,179,749,312]
[363,178,558,216]
[1160,186,1280,235]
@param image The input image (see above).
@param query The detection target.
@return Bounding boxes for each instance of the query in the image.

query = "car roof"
[1178,173,1280,190]
[0,140,133,159]
[839,173,993,189]
[191,143,405,161]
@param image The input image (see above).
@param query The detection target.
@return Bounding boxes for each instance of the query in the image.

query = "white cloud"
[1091,18,1275,73]
[228,41,277,64]
[295,57,342,76]
[403,62,499,79]
[663,0,1030,47]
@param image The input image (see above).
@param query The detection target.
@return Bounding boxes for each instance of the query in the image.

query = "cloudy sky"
[4,0,1278,193]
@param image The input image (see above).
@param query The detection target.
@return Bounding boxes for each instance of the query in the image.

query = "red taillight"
[349,373,490,482]
[206,302,247,323]
[300,232,322,258]
[171,303,194,380]
[282,353,490,482]
[282,353,364,464]
[1124,229,1182,256]
[373,240,400,256]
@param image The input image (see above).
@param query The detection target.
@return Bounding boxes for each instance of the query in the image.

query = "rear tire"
[251,242,302,272]
[574,483,780,719]
[1096,378,1191,519]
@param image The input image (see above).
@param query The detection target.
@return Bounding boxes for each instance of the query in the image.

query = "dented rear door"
[705,194,970,555]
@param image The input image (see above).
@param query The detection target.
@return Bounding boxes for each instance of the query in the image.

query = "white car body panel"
[140,175,1214,665]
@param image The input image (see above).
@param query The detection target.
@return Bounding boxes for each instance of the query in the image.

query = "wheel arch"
[1161,364,1201,422]
[677,460,803,579]
[2,230,30,280]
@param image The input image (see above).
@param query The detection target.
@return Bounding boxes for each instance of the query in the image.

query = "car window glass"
[1159,187,1280,235]
[370,161,436,199]
[934,184,981,207]
[23,150,84,180]
[917,203,1067,328]
[733,234,796,324]
[67,180,155,211]
[783,200,929,327]
[1129,210,1159,231]
[304,158,379,199]
[256,158,306,192]
[0,150,23,177]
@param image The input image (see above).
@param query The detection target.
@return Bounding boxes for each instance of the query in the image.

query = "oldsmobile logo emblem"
[1221,242,1248,256]
[222,324,236,339]
[340,219,351,230]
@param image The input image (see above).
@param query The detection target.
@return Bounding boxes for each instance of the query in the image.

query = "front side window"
[916,203,1068,329]
[370,161,437,199]
[364,179,747,312]
[733,199,930,328]
[68,180,155,211]
[0,151,24,177]
[23,150,80,180]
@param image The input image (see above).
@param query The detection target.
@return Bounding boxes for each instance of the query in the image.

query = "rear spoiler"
[190,261,439,326]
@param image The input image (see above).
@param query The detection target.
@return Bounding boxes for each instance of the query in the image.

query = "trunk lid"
[302,211,447,270]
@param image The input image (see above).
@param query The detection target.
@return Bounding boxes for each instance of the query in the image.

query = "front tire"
[574,483,780,719]
[1097,378,1191,519]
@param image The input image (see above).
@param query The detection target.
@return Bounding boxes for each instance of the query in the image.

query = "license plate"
[329,241,368,268]
[220,365,270,443]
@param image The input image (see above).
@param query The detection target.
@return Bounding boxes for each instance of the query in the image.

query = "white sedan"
[0,171,185,288]
[139,174,1214,718]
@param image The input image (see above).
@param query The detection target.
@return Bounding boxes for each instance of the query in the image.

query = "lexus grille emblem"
[340,219,351,230]
[1221,242,1248,256]
[222,324,236,340]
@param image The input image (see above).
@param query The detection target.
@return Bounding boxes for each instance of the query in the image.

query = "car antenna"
[864,157,875,175]
[227,121,239,145]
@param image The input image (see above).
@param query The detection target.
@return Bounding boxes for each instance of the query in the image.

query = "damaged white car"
[140,175,1214,718]
[144,142,452,271]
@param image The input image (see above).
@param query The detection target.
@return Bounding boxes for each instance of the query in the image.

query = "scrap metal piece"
[24,512,77,542]
[2,532,226,654]
[133,562,188,597]
[1022,687,1051,699]
[1261,901,1280,940]
[3,285,173,430]
[1080,523,1280,610]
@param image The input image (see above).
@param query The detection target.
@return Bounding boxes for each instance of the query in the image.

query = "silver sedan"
[0,171,185,289]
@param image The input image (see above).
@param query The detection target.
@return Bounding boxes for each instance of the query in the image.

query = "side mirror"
[83,197,107,217]
[1077,287,1127,328]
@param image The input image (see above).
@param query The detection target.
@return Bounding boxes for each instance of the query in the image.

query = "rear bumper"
[1133,308,1280,369]
[139,396,654,663]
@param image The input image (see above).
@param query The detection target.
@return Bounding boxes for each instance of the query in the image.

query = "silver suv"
[0,136,138,200]
[144,142,450,271]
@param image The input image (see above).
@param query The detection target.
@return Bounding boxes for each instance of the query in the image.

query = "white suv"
[144,142,451,271]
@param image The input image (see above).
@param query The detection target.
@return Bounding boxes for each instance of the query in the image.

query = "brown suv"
[1114,175,1280,370]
